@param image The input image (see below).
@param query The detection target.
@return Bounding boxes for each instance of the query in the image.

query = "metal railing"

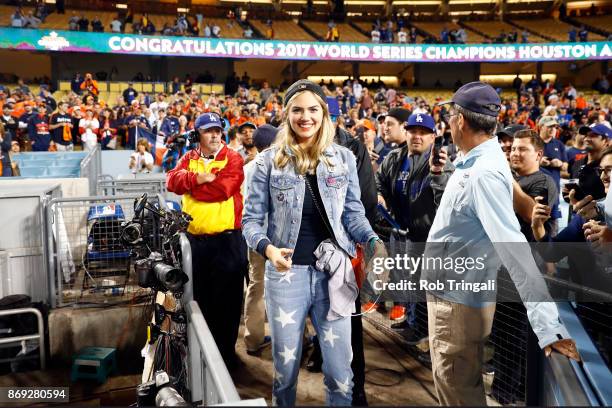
[96,174,183,205]
[80,145,102,195]
[180,232,240,405]
[179,233,265,406]
[46,194,142,308]
[96,174,168,197]
[186,301,243,406]
[0,308,46,370]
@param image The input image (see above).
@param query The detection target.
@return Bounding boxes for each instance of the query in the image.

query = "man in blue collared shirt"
[423,82,579,406]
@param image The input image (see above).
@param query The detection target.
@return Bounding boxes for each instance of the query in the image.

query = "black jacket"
[334,126,377,225]
[375,142,454,241]
[1,126,12,175]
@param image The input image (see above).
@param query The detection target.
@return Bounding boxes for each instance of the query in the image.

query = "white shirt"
[79,118,100,150]
[130,151,154,173]
[149,101,169,117]
[397,31,407,43]
[244,28,253,38]
[204,26,211,37]
[371,30,380,43]
[110,19,122,32]
[353,83,363,100]
[212,25,221,36]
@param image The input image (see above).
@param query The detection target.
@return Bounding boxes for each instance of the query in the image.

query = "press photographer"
[162,134,187,172]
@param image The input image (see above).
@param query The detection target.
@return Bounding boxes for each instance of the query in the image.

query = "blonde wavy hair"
[273,90,335,175]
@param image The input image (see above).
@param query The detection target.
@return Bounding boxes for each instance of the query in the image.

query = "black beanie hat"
[283,79,327,107]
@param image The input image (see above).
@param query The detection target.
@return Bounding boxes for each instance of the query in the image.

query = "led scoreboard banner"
[2,27,611,62]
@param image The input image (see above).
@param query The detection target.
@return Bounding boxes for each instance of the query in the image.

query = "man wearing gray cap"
[423,82,579,405]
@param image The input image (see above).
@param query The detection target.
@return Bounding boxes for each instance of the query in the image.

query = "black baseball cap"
[386,108,411,124]
[496,124,527,139]
[438,81,501,117]
[238,122,257,132]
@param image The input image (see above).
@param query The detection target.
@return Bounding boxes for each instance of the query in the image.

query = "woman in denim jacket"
[242,80,382,406]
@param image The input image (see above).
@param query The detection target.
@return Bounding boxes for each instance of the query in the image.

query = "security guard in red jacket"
[167,112,246,368]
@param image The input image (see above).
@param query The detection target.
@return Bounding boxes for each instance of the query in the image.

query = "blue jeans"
[265,263,353,406]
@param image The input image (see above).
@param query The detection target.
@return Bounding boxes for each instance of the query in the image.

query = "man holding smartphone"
[510,130,558,243]
[538,116,567,234]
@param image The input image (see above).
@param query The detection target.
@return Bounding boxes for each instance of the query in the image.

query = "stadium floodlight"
[449,0,495,4]
[116,3,128,9]
[220,0,273,3]
[393,0,441,5]
[480,74,557,86]
[345,0,385,4]
[44,0,56,4]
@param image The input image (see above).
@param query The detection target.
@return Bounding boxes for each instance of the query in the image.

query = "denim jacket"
[242,143,378,258]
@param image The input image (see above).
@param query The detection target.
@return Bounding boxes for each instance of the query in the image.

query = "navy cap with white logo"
[579,123,612,138]
[405,113,435,133]
[438,81,501,117]
[195,113,223,131]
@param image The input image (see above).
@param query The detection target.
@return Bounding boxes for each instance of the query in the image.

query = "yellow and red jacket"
[166,145,244,235]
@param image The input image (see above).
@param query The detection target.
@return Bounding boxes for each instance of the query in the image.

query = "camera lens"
[153,262,187,292]
[121,223,142,245]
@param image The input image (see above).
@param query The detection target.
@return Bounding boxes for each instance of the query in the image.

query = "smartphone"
[537,194,548,207]
[373,140,385,155]
[432,137,443,166]
[565,182,587,201]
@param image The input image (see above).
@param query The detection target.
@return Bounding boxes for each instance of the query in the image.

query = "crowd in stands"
[0,70,610,172]
[10,6,46,29]
[6,2,612,44]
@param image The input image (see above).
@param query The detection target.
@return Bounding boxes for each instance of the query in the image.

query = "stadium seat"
[509,18,607,41]
[462,20,546,43]
[154,83,165,93]
[211,84,224,94]
[109,83,121,92]
[305,21,369,42]
[142,83,153,93]
[575,15,612,34]
[251,19,315,41]
[412,22,489,43]
[59,81,72,91]
[201,84,212,94]
[204,18,244,39]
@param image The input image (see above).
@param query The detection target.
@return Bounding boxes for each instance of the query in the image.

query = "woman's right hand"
[265,245,293,272]
[531,196,551,241]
